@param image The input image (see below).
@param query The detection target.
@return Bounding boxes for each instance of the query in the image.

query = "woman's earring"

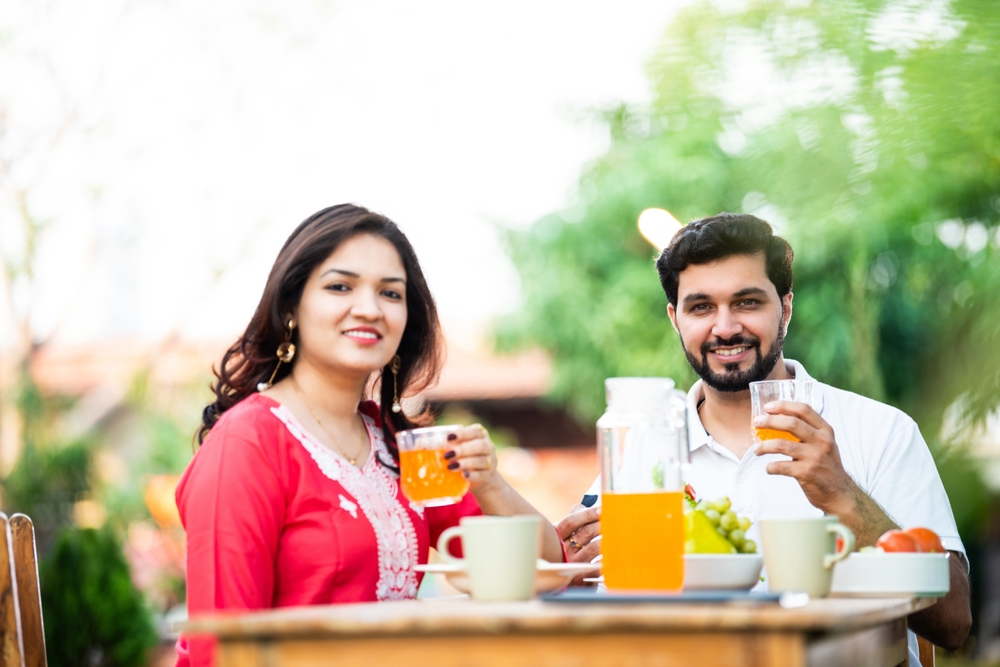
[390,355,402,413]
[257,320,297,392]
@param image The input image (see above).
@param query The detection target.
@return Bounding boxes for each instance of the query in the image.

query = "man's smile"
[711,346,750,359]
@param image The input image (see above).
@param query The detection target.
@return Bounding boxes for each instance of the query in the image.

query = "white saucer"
[416,560,599,595]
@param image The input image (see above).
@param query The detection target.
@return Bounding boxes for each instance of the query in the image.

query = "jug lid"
[605,377,676,411]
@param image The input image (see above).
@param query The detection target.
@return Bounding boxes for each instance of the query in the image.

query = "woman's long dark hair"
[197,204,443,466]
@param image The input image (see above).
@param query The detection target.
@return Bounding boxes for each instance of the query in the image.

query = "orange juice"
[754,428,800,443]
[602,491,684,591]
[400,449,470,506]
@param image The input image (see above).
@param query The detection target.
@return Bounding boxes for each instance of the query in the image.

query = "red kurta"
[175,394,481,667]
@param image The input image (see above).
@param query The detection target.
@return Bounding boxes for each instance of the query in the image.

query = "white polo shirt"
[584,359,964,555]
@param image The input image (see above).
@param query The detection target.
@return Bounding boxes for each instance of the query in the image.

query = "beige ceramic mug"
[437,515,541,601]
[759,516,855,597]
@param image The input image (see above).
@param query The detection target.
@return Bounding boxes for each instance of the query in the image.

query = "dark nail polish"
[447,433,457,441]
[463,471,471,479]
[443,450,456,460]
[447,461,460,470]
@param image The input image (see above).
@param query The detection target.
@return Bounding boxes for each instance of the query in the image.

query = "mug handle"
[437,526,465,565]
[823,523,856,569]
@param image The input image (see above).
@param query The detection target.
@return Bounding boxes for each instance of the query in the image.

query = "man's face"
[667,253,792,392]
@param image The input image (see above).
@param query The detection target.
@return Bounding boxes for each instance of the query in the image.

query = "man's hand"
[753,400,855,515]
[556,505,601,585]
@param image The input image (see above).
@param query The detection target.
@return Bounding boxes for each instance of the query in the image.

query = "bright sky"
[0,0,688,348]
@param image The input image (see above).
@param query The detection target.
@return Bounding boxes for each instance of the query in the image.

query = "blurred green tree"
[40,527,158,667]
[497,0,999,536]
[1,374,94,550]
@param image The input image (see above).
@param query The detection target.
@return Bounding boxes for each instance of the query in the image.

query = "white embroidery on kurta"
[339,494,358,518]
[271,406,420,601]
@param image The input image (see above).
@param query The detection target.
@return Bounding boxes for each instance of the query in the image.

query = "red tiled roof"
[23,336,551,402]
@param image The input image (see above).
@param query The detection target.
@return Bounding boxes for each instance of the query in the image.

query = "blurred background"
[1,0,998,665]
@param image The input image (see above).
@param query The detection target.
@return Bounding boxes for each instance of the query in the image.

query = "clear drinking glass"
[749,380,814,445]
[397,425,470,507]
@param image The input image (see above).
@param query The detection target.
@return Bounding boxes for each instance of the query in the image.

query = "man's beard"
[682,323,785,393]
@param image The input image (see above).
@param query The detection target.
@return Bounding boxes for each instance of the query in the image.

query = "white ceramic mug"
[759,516,855,597]
[437,515,540,601]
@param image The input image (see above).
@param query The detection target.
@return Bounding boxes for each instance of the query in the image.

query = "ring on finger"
[569,538,582,550]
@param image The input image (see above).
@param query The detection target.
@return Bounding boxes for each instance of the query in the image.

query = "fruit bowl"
[830,552,950,597]
[683,554,763,590]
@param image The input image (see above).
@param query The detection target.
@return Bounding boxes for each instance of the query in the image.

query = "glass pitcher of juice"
[598,377,688,591]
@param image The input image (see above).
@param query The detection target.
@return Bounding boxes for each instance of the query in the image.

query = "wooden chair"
[10,515,45,667]
[0,513,47,667]
[917,635,935,667]
[1,512,24,667]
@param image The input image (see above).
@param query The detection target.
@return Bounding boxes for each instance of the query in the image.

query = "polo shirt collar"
[685,358,824,453]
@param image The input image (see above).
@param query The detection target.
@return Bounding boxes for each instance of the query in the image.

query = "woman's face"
[293,233,408,380]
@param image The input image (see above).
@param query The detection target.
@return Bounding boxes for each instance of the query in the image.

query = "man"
[558,213,971,654]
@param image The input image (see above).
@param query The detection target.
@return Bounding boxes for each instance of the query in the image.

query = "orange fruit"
[905,527,945,553]
[875,529,918,552]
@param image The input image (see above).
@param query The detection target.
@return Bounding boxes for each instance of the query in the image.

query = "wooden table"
[181,595,935,667]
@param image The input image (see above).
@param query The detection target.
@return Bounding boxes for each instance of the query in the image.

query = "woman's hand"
[443,423,564,563]
[443,424,500,490]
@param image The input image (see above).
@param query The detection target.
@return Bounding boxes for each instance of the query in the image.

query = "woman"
[176,205,563,666]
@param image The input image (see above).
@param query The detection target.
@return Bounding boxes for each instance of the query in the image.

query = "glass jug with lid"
[598,377,688,591]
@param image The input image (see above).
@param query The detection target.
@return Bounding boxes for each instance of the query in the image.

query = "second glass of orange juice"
[397,425,470,507]
[749,380,815,445]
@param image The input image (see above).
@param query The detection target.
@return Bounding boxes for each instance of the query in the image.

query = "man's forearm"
[908,552,972,651]
[829,478,898,546]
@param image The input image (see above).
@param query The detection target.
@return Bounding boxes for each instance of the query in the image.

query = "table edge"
[179,597,936,640]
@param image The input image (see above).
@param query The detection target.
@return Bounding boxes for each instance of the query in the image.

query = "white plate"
[831,552,950,598]
[566,554,763,591]
[415,560,599,595]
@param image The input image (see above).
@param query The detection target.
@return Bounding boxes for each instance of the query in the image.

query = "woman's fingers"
[444,424,497,478]
[445,438,492,459]
[447,423,488,444]
[448,454,492,474]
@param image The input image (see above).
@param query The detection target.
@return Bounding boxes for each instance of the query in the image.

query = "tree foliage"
[498,0,1000,450]
[39,527,158,667]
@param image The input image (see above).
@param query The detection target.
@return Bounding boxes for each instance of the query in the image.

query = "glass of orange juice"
[599,378,688,592]
[749,380,814,445]
[397,425,471,507]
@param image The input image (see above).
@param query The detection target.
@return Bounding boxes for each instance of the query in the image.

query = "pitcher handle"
[437,526,465,565]
[823,523,855,569]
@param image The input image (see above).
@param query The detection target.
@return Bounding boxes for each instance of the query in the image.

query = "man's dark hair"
[655,213,794,307]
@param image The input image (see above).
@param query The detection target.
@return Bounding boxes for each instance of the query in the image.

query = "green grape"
[741,540,757,554]
[728,529,746,548]
[710,496,731,513]
[651,461,664,488]
[704,509,721,526]
[719,511,738,532]
[717,526,729,538]
[737,517,751,532]
[695,500,711,513]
